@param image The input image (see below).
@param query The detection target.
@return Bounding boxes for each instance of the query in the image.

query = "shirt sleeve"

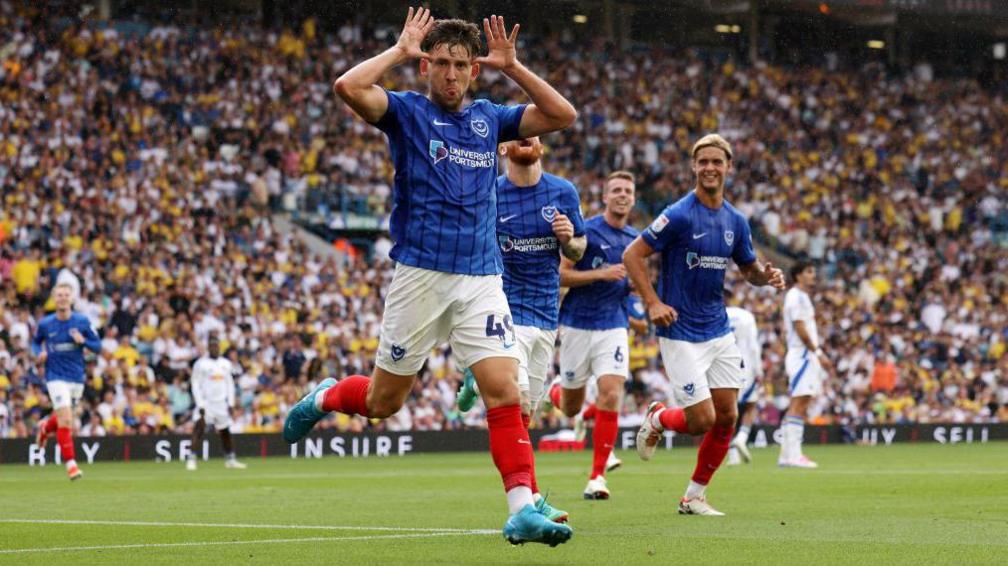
[80,320,102,353]
[373,89,407,133]
[494,103,527,143]
[641,206,681,252]
[732,216,757,267]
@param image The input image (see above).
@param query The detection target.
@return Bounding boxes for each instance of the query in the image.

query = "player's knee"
[596,389,622,411]
[715,409,737,429]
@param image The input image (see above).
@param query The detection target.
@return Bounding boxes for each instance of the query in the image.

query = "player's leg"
[214,408,246,469]
[284,265,443,443]
[636,339,710,461]
[583,374,622,500]
[519,328,568,523]
[187,408,206,470]
[729,376,759,464]
[47,381,82,480]
[781,395,815,468]
[36,410,58,446]
[779,351,822,468]
[551,326,591,419]
[453,278,571,546]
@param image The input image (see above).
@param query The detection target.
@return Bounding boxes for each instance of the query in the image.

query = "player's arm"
[76,322,102,353]
[628,316,649,335]
[738,260,785,289]
[623,237,677,327]
[190,364,206,410]
[31,321,47,364]
[333,7,434,124]
[793,319,832,369]
[475,16,576,137]
[551,212,585,261]
[559,256,624,288]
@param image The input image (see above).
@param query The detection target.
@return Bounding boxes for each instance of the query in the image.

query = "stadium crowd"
[1,4,1006,438]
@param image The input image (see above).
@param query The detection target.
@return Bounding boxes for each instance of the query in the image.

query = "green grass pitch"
[1,443,1005,564]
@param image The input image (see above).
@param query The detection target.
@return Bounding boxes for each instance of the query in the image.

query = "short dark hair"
[421,19,482,59]
[790,260,814,283]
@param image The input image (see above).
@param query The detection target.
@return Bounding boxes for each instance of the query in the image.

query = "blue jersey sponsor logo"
[429,140,448,164]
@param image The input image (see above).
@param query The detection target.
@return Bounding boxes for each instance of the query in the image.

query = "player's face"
[603,178,636,217]
[798,266,817,288]
[208,339,220,357]
[501,137,543,167]
[54,287,72,311]
[692,146,732,194]
[421,43,478,111]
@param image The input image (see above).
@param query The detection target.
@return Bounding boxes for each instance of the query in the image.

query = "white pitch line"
[0,531,497,555]
[0,518,499,534]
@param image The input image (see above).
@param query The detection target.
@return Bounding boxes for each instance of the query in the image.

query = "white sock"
[506,486,535,515]
[734,425,751,445]
[651,408,665,431]
[789,419,805,458]
[783,416,804,460]
[65,459,77,469]
[779,424,793,462]
[313,386,332,412]
[684,480,706,500]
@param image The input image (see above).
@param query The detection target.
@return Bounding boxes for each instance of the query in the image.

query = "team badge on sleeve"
[648,214,669,236]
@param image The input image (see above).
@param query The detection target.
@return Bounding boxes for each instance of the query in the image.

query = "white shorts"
[46,381,84,410]
[785,349,824,398]
[659,333,743,408]
[196,402,233,430]
[738,372,762,405]
[558,326,629,389]
[514,325,557,412]
[376,264,520,375]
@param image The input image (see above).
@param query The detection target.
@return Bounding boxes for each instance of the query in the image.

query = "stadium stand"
[0,2,1006,439]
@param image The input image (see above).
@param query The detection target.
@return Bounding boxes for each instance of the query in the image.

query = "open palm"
[475,15,519,70]
[395,6,435,60]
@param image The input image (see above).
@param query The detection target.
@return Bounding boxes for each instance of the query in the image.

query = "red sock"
[320,375,371,416]
[658,407,689,434]
[691,424,733,485]
[521,413,539,494]
[56,427,76,462]
[590,410,619,479]
[548,383,562,407]
[487,405,533,492]
[45,414,59,434]
[581,404,597,421]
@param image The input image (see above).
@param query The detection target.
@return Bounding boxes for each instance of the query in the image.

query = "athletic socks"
[581,404,597,422]
[782,416,805,461]
[487,405,534,513]
[656,406,689,434]
[590,410,619,479]
[733,424,751,446]
[690,424,733,486]
[520,413,539,495]
[44,413,58,435]
[56,426,76,463]
[317,375,371,416]
[685,480,706,500]
[548,383,562,408]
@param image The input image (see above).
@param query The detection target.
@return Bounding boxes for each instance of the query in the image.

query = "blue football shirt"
[374,91,526,275]
[31,312,102,384]
[558,215,639,331]
[641,191,757,342]
[497,173,585,330]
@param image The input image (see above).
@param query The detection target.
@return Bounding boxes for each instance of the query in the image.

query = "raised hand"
[551,213,574,245]
[475,15,519,70]
[395,6,435,60]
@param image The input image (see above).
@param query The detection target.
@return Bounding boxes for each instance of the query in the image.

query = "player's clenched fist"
[551,213,574,245]
[599,263,627,281]
[647,301,678,327]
